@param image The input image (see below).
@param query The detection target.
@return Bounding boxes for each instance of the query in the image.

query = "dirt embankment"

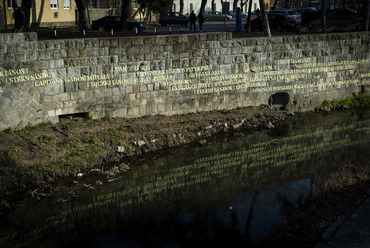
[0,105,286,214]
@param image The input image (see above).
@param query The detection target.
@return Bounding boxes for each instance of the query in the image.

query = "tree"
[212,0,216,10]
[321,0,327,33]
[200,0,208,13]
[245,0,253,32]
[120,0,131,30]
[259,0,271,36]
[180,0,184,13]
[363,0,370,31]
[75,0,90,29]
[146,0,173,15]
[233,0,239,10]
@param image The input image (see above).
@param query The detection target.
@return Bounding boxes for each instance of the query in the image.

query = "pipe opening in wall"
[268,92,290,111]
[59,112,90,121]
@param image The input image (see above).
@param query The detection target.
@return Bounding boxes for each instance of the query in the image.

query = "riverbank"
[0,105,285,215]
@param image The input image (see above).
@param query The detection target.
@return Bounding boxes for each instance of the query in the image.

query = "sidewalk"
[316,191,370,248]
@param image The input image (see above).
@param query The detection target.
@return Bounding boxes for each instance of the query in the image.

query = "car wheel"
[224,17,229,21]
[161,21,167,26]
[98,26,105,32]
[205,17,210,21]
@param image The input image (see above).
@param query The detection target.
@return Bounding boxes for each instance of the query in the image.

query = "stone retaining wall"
[0,32,369,130]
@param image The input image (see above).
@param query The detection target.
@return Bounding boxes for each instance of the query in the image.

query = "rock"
[115,146,125,153]
[151,139,157,143]
[137,140,146,147]
[90,168,101,173]
[232,118,246,129]
[205,125,213,129]
[198,139,207,145]
[266,122,275,129]
[290,112,295,116]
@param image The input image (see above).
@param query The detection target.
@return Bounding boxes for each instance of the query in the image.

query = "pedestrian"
[189,10,196,32]
[198,12,204,32]
[13,3,26,32]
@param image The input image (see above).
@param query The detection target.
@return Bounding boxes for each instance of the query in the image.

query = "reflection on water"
[1,109,369,248]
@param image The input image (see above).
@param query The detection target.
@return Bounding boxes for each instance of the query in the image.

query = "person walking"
[189,10,196,32]
[13,3,26,32]
[198,12,204,32]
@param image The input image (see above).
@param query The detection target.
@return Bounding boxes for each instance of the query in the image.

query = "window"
[7,0,13,9]
[113,0,118,9]
[50,0,58,9]
[63,0,70,9]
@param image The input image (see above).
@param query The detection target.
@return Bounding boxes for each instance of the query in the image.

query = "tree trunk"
[246,0,253,32]
[180,0,184,13]
[121,0,131,30]
[233,0,239,10]
[200,0,208,14]
[212,0,215,10]
[75,0,90,30]
[363,0,370,31]
[321,0,327,33]
[259,0,271,36]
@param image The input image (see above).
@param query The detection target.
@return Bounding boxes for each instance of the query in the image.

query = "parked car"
[229,10,248,18]
[246,13,296,31]
[333,8,357,15]
[159,12,189,26]
[303,7,318,12]
[203,11,232,21]
[269,10,302,24]
[91,16,146,32]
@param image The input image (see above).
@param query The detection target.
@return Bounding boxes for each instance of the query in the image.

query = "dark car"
[333,8,357,15]
[91,16,146,32]
[269,9,302,24]
[246,13,296,31]
[159,12,189,26]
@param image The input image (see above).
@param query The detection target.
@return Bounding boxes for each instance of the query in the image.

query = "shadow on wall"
[268,92,290,110]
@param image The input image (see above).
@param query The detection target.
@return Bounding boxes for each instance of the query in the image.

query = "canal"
[0,108,369,248]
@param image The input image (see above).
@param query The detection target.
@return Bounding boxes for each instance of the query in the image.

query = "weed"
[87,115,93,121]
[2,128,13,133]
[38,134,54,141]
[58,139,70,147]
[24,121,53,131]
[103,114,111,122]
[75,117,84,123]
[183,119,192,126]
[68,151,79,158]
[90,135,100,144]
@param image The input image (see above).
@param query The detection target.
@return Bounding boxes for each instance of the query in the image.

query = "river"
[0,108,369,248]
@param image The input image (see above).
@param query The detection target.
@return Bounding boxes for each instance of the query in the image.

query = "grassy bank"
[0,105,285,214]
